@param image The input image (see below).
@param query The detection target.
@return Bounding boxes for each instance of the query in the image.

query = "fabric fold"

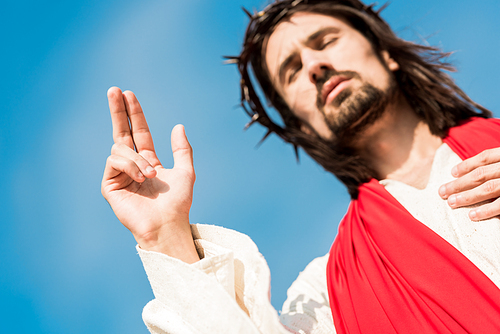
[327,118,500,333]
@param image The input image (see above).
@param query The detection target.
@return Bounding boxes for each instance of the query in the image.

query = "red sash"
[327,118,500,333]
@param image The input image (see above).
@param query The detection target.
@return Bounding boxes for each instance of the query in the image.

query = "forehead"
[264,12,354,80]
[269,11,350,42]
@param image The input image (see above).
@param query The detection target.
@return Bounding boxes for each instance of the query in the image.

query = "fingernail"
[448,195,456,207]
[146,166,155,174]
[470,209,477,220]
[439,185,447,197]
[138,172,144,179]
[451,166,458,177]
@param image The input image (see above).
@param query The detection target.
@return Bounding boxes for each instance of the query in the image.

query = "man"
[102,0,500,333]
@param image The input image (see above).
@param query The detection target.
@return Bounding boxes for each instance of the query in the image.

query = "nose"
[301,49,333,84]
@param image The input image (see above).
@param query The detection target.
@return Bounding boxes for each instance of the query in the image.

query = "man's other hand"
[101,87,199,263]
[439,148,500,221]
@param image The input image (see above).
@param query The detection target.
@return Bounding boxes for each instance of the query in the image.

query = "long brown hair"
[230,0,491,198]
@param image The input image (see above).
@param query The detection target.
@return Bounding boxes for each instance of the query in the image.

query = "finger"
[122,90,161,167]
[439,162,500,199]
[452,148,500,178]
[171,124,194,173]
[111,143,157,178]
[108,87,134,148]
[447,179,500,209]
[469,198,500,221]
[103,154,146,184]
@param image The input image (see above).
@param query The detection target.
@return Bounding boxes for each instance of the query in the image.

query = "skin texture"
[264,12,399,140]
[265,12,500,219]
[102,12,500,262]
[440,149,500,221]
[101,87,199,263]
[266,12,444,189]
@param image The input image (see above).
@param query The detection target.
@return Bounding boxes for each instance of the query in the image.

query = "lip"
[321,76,352,106]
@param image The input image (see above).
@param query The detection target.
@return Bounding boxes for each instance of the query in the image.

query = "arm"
[139,224,335,334]
[101,88,260,332]
[102,88,334,333]
[439,148,500,221]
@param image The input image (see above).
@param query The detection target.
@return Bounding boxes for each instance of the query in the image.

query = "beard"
[315,69,396,145]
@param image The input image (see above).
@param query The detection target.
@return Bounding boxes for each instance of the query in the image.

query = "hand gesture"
[101,87,199,263]
[439,148,500,221]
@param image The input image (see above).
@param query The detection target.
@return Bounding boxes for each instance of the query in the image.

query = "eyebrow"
[278,26,340,84]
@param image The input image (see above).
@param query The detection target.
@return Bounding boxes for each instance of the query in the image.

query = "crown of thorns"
[224,0,386,153]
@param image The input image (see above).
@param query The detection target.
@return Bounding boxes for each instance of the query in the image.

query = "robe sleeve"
[280,255,336,334]
[137,224,335,334]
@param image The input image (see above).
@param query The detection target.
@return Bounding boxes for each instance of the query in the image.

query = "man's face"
[265,12,399,140]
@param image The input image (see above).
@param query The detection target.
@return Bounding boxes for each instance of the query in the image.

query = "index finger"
[108,87,134,148]
[453,148,500,177]
[122,90,161,167]
[440,162,500,198]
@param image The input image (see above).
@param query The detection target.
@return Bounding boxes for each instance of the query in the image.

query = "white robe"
[138,144,500,333]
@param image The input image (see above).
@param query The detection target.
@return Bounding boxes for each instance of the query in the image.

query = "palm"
[104,165,194,238]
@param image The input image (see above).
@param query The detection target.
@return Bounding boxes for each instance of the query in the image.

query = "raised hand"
[101,87,199,263]
[439,148,500,221]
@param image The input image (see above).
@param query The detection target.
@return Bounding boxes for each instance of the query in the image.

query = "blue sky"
[2,0,499,332]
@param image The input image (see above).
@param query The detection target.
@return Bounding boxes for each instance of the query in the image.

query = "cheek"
[362,50,392,82]
[285,81,318,119]
[367,64,392,89]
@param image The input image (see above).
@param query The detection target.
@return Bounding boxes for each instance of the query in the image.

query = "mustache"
[315,69,360,108]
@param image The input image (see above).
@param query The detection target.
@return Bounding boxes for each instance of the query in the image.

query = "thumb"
[171,124,194,172]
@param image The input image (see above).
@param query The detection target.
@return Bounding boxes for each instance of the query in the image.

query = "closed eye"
[318,37,338,50]
[287,63,302,84]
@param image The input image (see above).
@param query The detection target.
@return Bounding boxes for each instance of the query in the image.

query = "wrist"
[136,223,200,264]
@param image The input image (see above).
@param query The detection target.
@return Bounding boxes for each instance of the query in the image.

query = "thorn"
[256,129,273,147]
[223,58,239,65]
[244,86,250,102]
[293,144,300,162]
[377,2,390,14]
[244,114,259,130]
[242,7,253,18]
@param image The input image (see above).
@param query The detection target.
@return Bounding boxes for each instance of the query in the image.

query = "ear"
[381,50,399,72]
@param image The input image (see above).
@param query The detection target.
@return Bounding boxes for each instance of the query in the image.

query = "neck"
[354,95,443,189]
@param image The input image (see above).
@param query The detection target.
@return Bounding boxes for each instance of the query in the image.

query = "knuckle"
[454,162,465,174]
[125,159,137,170]
[472,167,486,182]
[115,130,131,140]
[133,127,149,134]
[133,153,147,166]
[483,180,498,194]
[478,150,491,164]
[112,142,130,153]
[111,143,121,154]
[101,185,107,198]
[107,155,124,169]
[106,155,116,165]
[484,148,499,158]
